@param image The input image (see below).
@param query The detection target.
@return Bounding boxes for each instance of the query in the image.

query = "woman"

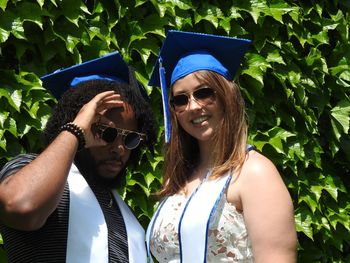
[147,30,297,262]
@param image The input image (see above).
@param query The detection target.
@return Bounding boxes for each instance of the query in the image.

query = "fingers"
[95,92,124,114]
[74,91,125,148]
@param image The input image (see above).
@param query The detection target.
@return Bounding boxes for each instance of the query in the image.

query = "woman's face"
[171,73,224,142]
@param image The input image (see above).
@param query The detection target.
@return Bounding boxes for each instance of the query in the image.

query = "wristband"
[60,122,86,151]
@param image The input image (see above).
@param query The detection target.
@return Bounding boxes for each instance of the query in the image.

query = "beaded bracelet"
[59,122,86,151]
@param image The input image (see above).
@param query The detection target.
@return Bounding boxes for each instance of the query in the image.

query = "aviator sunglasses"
[170,87,216,112]
[95,124,146,150]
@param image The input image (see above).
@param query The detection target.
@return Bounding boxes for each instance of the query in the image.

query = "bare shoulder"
[239,150,283,183]
[227,150,287,209]
[235,150,297,262]
[235,149,292,201]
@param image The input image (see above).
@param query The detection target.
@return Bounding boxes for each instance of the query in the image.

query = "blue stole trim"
[146,197,168,262]
[203,174,232,262]
[177,171,209,261]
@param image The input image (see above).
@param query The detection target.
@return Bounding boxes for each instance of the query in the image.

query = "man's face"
[89,102,137,180]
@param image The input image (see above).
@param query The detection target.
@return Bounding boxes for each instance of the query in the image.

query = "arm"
[238,151,297,263]
[0,91,123,231]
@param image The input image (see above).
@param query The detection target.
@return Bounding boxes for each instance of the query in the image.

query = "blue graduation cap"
[148,30,251,143]
[41,51,130,99]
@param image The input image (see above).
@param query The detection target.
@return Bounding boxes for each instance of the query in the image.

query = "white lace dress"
[149,190,254,262]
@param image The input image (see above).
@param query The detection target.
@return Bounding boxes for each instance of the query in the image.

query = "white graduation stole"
[112,190,147,263]
[66,164,147,263]
[146,172,232,263]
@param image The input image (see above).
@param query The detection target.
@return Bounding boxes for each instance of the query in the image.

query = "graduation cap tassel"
[159,57,171,143]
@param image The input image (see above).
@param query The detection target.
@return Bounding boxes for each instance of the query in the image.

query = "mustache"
[95,155,124,167]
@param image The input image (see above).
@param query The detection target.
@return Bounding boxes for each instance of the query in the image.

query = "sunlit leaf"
[330,99,350,135]
[0,0,7,11]
[194,4,223,28]
[295,207,314,240]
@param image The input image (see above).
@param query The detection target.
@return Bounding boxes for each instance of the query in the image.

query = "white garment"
[66,164,147,263]
[147,173,254,262]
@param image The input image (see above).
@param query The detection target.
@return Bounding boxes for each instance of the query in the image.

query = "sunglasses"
[95,124,146,150]
[170,87,216,112]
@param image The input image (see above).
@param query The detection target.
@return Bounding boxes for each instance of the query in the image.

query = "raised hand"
[72,91,124,148]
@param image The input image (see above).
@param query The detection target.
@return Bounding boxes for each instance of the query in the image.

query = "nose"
[110,136,125,155]
[187,95,202,110]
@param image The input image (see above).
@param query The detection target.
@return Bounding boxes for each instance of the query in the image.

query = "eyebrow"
[172,84,209,96]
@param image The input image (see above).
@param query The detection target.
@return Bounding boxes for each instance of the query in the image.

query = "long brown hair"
[159,70,248,197]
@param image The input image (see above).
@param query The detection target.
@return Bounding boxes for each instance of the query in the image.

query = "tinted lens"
[193,87,215,100]
[171,87,215,111]
[101,127,118,143]
[124,132,141,149]
[171,94,188,107]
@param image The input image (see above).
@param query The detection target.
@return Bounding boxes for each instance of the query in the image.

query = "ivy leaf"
[150,0,172,17]
[267,2,297,24]
[168,0,193,10]
[325,207,350,231]
[174,15,193,29]
[299,187,318,213]
[0,111,9,128]
[249,0,265,24]
[0,131,6,151]
[0,87,22,112]
[0,10,26,40]
[323,175,339,201]
[194,4,223,28]
[16,2,44,29]
[242,53,271,85]
[7,117,17,137]
[135,0,147,7]
[0,0,7,11]
[310,185,323,203]
[0,26,9,42]
[267,127,295,154]
[266,49,286,65]
[131,39,158,64]
[295,206,314,240]
[330,99,350,139]
[229,6,243,20]
[36,0,45,8]
[60,0,84,27]
[144,172,156,189]
[127,21,147,48]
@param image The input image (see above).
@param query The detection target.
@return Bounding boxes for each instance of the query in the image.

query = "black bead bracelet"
[59,122,86,151]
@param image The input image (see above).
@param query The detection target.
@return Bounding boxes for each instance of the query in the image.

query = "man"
[0,52,156,262]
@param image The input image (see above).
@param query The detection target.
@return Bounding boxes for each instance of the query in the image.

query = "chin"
[95,173,120,188]
[96,167,126,188]
[98,169,120,180]
[195,133,215,141]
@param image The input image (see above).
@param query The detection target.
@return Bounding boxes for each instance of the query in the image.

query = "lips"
[104,160,124,173]
[191,115,209,125]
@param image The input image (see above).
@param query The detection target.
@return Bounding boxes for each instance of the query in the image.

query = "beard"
[74,149,126,189]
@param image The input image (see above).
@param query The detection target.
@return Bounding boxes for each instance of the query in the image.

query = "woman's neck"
[197,139,215,172]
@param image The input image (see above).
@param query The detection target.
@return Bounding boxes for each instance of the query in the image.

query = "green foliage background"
[0,0,349,262]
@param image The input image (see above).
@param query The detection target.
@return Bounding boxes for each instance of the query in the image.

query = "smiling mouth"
[192,116,209,124]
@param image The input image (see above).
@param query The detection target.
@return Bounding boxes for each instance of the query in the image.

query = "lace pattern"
[150,191,254,262]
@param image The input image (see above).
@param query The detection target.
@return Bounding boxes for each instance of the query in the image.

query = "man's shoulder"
[0,153,38,181]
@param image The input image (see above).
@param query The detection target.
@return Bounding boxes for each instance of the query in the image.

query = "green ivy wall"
[0,0,349,262]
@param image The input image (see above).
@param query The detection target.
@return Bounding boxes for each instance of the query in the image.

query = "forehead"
[104,102,137,130]
[171,73,203,95]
